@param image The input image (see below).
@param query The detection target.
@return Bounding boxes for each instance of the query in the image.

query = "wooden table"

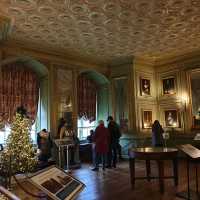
[129,147,178,193]
[176,144,200,200]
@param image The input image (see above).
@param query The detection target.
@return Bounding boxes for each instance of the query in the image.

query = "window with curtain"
[77,74,97,140]
[0,62,39,144]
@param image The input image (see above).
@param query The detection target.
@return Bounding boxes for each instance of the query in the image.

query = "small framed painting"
[140,78,150,96]
[163,77,175,95]
[165,110,178,127]
[142,110,152,129]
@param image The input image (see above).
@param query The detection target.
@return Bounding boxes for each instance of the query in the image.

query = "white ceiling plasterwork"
[0,0,200,65]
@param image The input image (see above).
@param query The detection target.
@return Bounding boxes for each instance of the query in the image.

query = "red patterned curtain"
[77,74,97,122]
[0,63,39,123]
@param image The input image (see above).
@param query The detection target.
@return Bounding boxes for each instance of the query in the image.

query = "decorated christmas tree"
[0,107,37,175]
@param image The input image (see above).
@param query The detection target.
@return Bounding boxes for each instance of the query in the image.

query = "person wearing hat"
[107,116,121,168]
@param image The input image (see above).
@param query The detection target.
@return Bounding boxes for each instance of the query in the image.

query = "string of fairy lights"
[0,113,37,175]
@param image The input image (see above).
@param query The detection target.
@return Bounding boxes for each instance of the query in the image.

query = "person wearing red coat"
[92,120,109,171]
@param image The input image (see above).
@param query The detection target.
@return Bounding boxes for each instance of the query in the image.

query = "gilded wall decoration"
[162,77,175,95]
[142,110,152,129]
[113,77,129,133]
[164,110,179,127]
[56,68,73,125]
[140,78,150,96]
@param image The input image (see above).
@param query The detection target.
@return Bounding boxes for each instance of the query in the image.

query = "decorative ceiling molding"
[0,14,12,42]
[2,42,108,72]
[0,0,200,65]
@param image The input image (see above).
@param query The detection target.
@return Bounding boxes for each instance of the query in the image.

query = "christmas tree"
[0,108,37,175]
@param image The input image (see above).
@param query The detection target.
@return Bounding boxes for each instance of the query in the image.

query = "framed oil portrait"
[140,78,150,96]
[165,110,178,127]
[142,110,152,129]
[163,77,175,95]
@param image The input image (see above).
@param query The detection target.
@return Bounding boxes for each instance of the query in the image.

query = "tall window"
[0,63,40,145]
[0,123,37,145]
[77,74,97,140]
[77,118,96,140]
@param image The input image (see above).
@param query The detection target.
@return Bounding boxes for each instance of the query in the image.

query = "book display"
[29,166,85,200]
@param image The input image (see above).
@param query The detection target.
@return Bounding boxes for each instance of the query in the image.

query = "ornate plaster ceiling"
[0,0,200,65]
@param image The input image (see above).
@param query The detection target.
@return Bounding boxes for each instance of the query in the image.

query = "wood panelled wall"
[133,57,200,135]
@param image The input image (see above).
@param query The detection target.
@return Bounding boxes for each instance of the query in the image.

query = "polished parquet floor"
[73,160,198,200]
[13,159,199,200]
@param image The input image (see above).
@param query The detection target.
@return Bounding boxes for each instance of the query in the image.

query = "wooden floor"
[12,159,200,200]
[73,160,199,200]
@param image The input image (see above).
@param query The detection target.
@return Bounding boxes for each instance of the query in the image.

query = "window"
[0,125,10,144]
[0,123,37,145]
[77,118,96,141]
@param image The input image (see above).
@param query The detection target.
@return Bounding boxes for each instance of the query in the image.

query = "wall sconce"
[173,122,177,127]
[181,94,188,104]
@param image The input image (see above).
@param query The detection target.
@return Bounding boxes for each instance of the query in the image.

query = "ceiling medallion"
[38,6,55,16]
[191,15,200,23]
[28,15,43,24]
[12,0,37,10]
[103,2,117,12]
[167,0,188,9]
[49,0,68,5]
[7,7,24,16]
[58,14,73,22]
[135,1,153,12]
[85,0,103,5]
[48,22,61,31]
[70,3,87,15]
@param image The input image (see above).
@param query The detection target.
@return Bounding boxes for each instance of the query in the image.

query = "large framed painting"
[162,77,175,95]
[140,78,150,96]
[113,77,129,133]
[57,68,73,118]
[142,110,152,129]
[165,110,178,127]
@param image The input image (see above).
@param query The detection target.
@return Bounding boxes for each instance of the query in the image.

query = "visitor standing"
[107,116,121,168]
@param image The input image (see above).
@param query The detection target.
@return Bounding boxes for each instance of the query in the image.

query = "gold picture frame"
[142,110,152,129]
[162,77,175,95]
[164,110,179,127]
[140,78,151,96]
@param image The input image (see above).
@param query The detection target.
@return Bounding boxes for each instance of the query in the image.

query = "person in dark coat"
[92,120,109,171]
[107,116,121,168]
[37,129,52,162]
[152,120,164,147]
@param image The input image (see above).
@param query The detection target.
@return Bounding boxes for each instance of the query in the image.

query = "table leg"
[187,158,190,199]
[173,158,178,186]
[66,145,69,171]
[146,160,151,182]
[157,160,164,193]
[196,163,198,194]
[129,158,135,189]
[59,146,61,168]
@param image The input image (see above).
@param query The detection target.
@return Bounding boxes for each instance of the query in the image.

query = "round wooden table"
[129,147,178,193]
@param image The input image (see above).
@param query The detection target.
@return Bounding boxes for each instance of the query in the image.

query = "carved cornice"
[2,42,108,73]
[0,14,12,42]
